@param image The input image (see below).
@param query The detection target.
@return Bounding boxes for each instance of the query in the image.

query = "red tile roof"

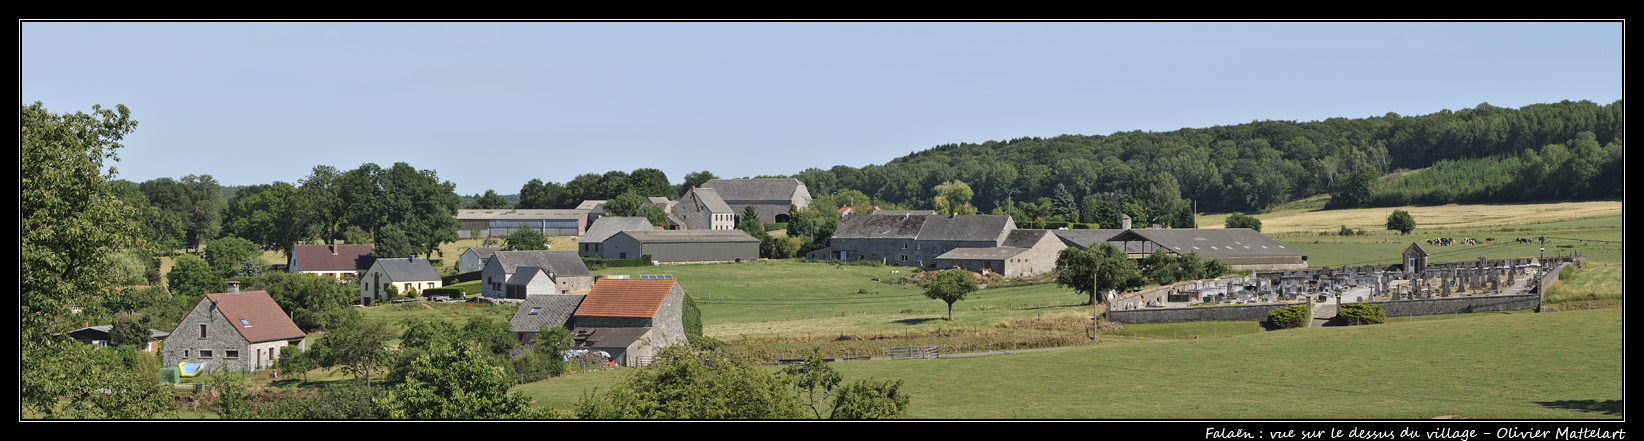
[201,290,307,343]
[572,279,677,318]
[292,244,374,272]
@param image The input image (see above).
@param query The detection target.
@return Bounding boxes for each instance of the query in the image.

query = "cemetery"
[1106,244,1583,325]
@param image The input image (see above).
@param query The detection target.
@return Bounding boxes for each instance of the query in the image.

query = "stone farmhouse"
[670,187,736,231]
[505,276,689,367]
[482,250,594,298]
[809,212,1307,276]
[808,213,1017,268]
[162,283,306,373]
[697,178,812,225]
[456,246,504,273]
[570,278,689,367]
[579,216,657,258]
[360,257,443,304]
[287,243,374,280]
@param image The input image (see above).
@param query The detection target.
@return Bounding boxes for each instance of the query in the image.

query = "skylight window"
[529,307,542,315]
[240,319,251,327]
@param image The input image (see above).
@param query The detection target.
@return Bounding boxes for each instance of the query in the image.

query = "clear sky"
[21,20,1623,197]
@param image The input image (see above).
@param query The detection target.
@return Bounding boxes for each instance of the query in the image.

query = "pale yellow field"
[1197,200,1621,234]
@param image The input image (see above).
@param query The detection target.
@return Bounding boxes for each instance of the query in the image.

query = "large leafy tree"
[203,235,263,278]
[677,170,718,197]
[932,180,977,215]
[1054,243,1143,306]
[166,254,220,297]
[468,189,512,209]
[503,224,549,251]
[1386,209,1417,235]
[223,181,306,258]
[315,316,393,387]
[22,102,174,418]
[922,268,979,321]
[604,191,646,217]
[374,345,543,419]
[517,178,569,209]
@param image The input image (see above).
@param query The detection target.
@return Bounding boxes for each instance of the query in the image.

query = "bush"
[442,271,481,285]
[1263,304,1311,330]
[1336,303,1386,326]
[421,287,465,299]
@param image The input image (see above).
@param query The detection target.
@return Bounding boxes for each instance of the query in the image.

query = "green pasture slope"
[516,308,1621,419]
[592,260,1092,340]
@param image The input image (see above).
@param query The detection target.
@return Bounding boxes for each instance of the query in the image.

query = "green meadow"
[515,308,1621,419]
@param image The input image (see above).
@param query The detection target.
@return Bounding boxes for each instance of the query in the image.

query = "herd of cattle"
[1426,237,1538,246]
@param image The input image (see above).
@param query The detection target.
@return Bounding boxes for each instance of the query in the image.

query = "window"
[900,255,908,262]
[225,350,239,359]
[529,307,542,315]
[200,350,214,358]
[199,324,208,339]
[240,319,251,328]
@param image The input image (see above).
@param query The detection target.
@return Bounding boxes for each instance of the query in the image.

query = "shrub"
[1263,304,1311,330]
[1336,303,1386,326]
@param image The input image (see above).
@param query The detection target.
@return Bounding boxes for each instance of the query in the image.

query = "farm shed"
[601,230,759,263]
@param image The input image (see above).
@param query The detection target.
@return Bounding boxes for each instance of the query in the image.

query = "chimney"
[227,281,240,294]
[1121,214,1132,230]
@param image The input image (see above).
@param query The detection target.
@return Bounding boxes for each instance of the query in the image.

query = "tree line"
[786,99,1621,217]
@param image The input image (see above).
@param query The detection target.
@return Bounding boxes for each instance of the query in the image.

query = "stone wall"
[1368,294,1541,318]
[1109,302,1300,324]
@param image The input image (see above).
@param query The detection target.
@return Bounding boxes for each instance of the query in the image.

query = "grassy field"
[514,307,1622,419]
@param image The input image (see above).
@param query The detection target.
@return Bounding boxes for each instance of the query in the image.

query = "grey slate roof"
[871,210,937,216]
[375,257,441,281]
[492,250,592,278]
[1110,228,1305,258]
[466,247,504,260]
[614,230,760,244]
[582,216,655,244]
[832,213,927,239]
[511,294,587,333]
[935,247,1033,261]
[507,266,548,287]
[699,178,806,202]
[684,187,734,214]
[1000,229,1053,248]
[915,215,1014,242]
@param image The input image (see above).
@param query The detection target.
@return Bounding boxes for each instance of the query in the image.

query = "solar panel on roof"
[638,274,674,279]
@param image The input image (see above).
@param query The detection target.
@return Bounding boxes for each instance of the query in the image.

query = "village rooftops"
[612,229,759,244]
[290,243,375,272]
[372,257,441,281]
[457,209,589,220]
[510,294,586,334]
[698,178,807,202]
[683,187,734,214]
[1109,228,1304,259]
[188,290,306,344]
[582,216,656,244]
[573,278,678,318]
[934,246,1034,260]
[491,250,593,278]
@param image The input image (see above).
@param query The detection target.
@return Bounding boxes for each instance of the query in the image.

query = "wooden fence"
[880,345,942,359]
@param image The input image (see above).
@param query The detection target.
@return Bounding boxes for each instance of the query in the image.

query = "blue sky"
[21,21,1623,197]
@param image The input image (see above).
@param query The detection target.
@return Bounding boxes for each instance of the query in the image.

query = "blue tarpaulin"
[178,362,207,377]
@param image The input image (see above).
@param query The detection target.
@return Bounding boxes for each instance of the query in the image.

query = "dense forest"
[782,99,1622,224]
